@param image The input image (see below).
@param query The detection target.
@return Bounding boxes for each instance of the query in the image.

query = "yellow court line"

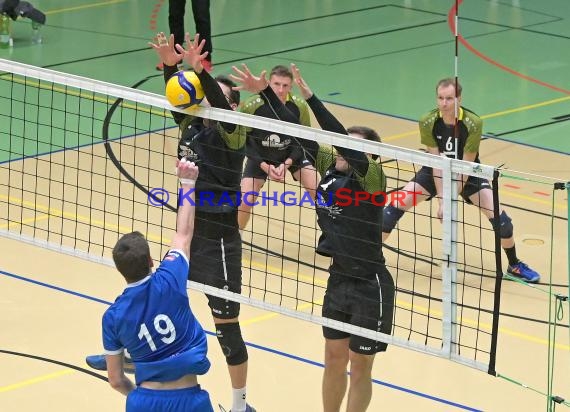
[381,95,570,141]
[0,369,74,393]
[382,130,418,142]
[481,95,570,120]
[44,0,126,15]
[240,300,323,326]
[397,300,570,351]
[501,189,567,210]
[0,76,167,119]
[0,214,49,230]
[0,194,169,244]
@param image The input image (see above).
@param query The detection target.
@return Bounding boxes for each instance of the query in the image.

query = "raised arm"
[291,64,369,177]
[150,32,187,125]
[170,158,199,258]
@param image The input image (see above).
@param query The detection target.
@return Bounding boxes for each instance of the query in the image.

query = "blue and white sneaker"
[85,354,135,374]
[507,261,540,283]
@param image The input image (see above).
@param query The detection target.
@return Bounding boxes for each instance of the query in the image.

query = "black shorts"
[322,265,395,355]
[412,166,491,204]
[190,211,242,319]
[242,156,315,180]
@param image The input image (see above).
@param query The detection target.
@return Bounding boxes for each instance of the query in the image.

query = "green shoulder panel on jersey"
[290,94,311,126]
[314,145,386,194]
[462,108,483,154]
[179,115,194,132]
[217,123,247,151]
[419,108,439,148]
[315,145,336,177]
[240,94,265,115]
[355,160,386,194]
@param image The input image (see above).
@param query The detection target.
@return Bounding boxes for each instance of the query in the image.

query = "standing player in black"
[87,33,256,412]
[156,0,213,72]
[230,63,395,412]
[237,64,319,230]
[382,78,541,283]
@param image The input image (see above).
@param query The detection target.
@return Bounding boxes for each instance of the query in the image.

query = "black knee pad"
[216,322,248,366]
[489,210,513,239]
[382,205,405,233]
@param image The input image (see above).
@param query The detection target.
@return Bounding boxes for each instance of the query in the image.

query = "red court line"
[448,0,570,95]
[504,184,521,189]
[533,191,550,197]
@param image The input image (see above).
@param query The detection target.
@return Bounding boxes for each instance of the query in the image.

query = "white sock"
[232,387,247,412]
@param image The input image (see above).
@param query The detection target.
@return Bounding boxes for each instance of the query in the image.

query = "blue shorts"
[126,385,213,412]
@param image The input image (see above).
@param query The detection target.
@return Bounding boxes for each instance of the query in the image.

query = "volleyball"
[165,70,205,109]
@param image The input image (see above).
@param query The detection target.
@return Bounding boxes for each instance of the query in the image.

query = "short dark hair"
[270,65,293,80]
[215,75,240,105]
[347,126,381,160]
[436,78,462,96]
[112,231,151,283]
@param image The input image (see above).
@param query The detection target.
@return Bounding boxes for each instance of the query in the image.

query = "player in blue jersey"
[101,158,214,412]
[89,33,256,412]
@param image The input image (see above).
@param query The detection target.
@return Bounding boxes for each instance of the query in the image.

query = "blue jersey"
[102,249,210,385]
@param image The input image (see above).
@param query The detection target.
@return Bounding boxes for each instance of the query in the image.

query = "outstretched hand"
[175,33,209,73]
[291,63,313,100]
[229,64,269,94]
[149,32,182,67]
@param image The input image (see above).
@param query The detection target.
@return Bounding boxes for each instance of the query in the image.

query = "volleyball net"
[0,59,504,374]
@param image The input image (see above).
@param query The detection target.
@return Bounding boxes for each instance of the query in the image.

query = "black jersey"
[165,66,246,212]
[419,107,482,161]
[241,91,314,165]
[307,95,387,277]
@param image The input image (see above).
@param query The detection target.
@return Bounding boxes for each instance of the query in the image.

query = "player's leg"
[322,274,352,412]
[346,267,394,412]
[382,167,434,242]
[465,181,540,283]
[238,159,267,230]
[168,0,186,47]
[190,0,212,60]
[196,229,254,412]
[323,338,350,412]
[346,352,375,412]
[291,161,319,200]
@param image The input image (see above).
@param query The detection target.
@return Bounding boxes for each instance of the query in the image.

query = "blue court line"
[0,268,482,412]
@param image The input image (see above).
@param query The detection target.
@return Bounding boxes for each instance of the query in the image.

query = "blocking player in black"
[229,62,395,412]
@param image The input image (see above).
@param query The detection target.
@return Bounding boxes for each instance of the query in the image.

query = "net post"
[440,156,457,357]
[488,169,503,376]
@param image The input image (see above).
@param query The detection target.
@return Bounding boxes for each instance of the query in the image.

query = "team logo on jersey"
[179,143,200,163]
[261,134,289,149]
[320,178,336,191]
[316,203,342,218]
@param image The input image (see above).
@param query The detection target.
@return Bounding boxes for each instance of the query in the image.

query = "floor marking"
[44,0,126,16]
[0,369,74,393]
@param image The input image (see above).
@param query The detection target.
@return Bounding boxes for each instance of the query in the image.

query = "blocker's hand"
[176,33,209,74]
[149,32,181,67]
[230,64,269,94]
